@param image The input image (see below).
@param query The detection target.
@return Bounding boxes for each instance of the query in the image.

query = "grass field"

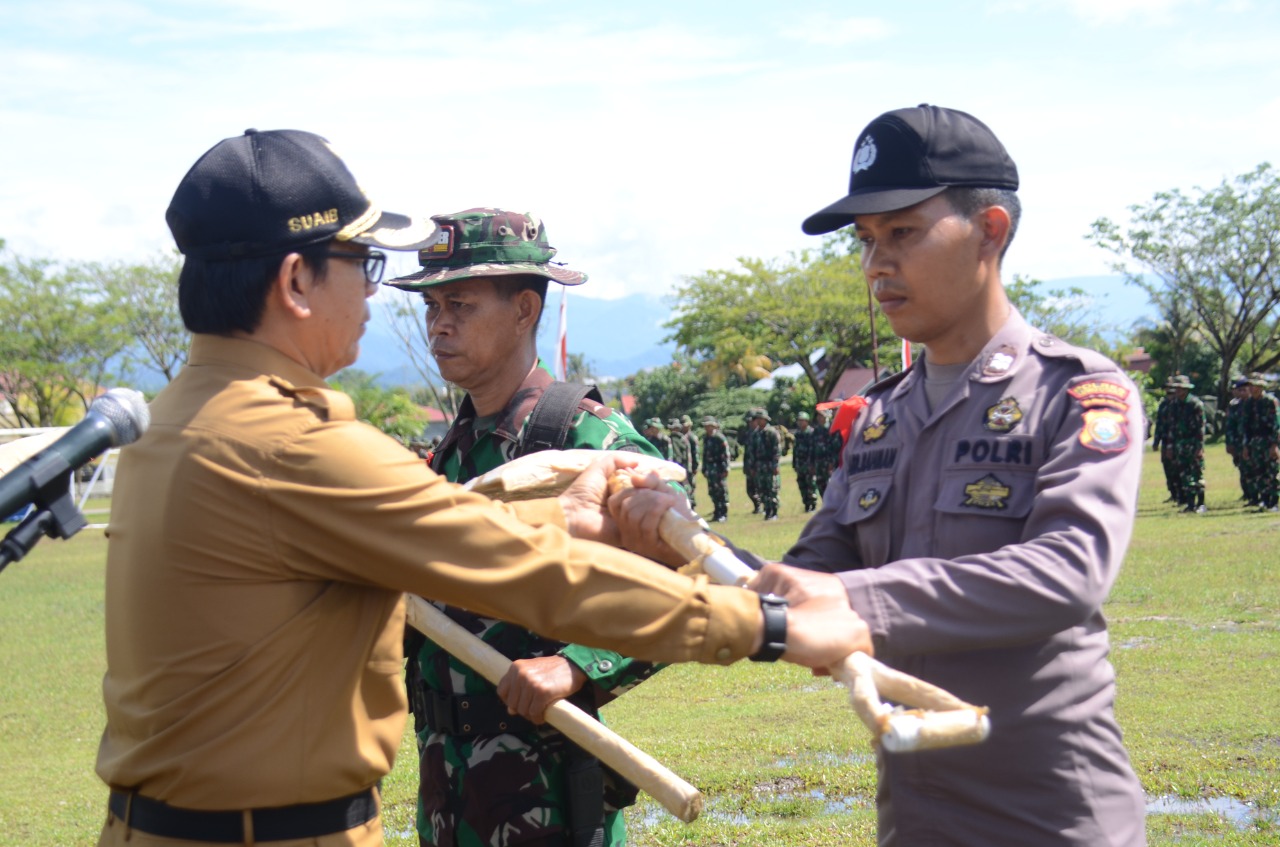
[0,446,1276,846]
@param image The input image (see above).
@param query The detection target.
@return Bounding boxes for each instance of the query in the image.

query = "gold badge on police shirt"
[862,414,894,443]
[984,397,1023,432]
[962,474,1011,510]
[858,488,882,510]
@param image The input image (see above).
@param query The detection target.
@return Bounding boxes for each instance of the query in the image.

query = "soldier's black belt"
[106,786,377,842]
[423,688,538,737]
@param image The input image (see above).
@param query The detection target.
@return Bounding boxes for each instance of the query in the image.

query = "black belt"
[423,688,537,737]
[107,786,377,843]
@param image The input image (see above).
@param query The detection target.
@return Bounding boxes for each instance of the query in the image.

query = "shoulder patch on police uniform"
[1078,408,1129,453]
[1068,380,1131,412]
[984,397,1023,432]
[962,473,1011,509]
[269,378,356,422]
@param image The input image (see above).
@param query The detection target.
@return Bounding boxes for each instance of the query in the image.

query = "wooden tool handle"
[404,595,704,823]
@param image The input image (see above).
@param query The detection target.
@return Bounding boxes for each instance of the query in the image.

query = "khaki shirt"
[96,335,759,809]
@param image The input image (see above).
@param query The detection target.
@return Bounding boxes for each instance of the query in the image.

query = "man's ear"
[514,287,543,334]
[976,206,1012,263]
[269,253,316,320]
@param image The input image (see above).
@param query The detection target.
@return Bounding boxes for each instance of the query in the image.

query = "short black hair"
[944,187,1021,262]
[492,274,550,332]
[179,243,330,334]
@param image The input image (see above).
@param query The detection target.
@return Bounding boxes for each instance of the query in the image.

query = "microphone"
[0,388,150,520]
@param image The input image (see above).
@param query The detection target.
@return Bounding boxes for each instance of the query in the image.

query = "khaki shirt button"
[715,647,732,661]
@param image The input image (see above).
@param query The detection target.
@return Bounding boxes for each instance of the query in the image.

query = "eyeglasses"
[322,250,387,285]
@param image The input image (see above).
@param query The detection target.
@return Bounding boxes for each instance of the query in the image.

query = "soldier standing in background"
[791,411,820,512]
[814,408,839,497]
[701,416,731,522]
[1224,377,1249,502]
[745,408,782,520]
[1240,374,1280,512]
[1164,375,1206,513]
[666,417,693,507]
[643,418,672,460]
[1151,384,1178,503]
[680,414,699,508]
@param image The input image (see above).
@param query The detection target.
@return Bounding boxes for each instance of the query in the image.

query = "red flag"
[901,338,912,370]
[816,395,869,456]
[554,288,568,381]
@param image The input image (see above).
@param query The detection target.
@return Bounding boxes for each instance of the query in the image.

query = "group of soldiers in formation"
[641,407,844,522]
[1152,373,1280,513]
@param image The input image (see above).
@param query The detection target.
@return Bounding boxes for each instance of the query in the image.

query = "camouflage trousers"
[1169,443,1204,508]
[1160,449,1178,499]
[1241,439,1279,507]
[794,464,817,511]
[704,474,729,520]
[682,469,697,509]
[815,466,832,501]
[748,467,780,518]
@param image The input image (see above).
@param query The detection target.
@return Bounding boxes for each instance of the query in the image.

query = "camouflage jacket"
[701,431,730,479]
[744,424,781,471]
[647,430,673,460]
[1242,393,1280,444]
[1166,395,1205,445]
[1224,399,1245,449]
[416,361,661,846]
[792,426,820,471]
[668,429,690,470]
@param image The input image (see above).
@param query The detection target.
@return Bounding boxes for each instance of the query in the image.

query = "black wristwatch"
[750,593,788,662]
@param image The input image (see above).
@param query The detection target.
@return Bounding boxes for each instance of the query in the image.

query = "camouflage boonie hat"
[644,417,663,428]
[1165,375,1194,390]
[796,411,811,421]
[1247,373,1270,387]
[701,416,719,426]
[749,407,771,422]
[386,208,587,289]
[680,415,693,426]
[667,419,681,429]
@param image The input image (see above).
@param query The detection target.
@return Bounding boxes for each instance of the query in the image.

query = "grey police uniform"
[784,312,1146,847]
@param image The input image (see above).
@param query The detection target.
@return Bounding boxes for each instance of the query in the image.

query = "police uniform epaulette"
[1028,333,1124,376]
[269,377,356,422]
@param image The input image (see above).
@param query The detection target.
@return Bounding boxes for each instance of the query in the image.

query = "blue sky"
[1,0,1276,303]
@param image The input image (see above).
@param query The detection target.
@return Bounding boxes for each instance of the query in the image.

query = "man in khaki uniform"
[95,129,870,847]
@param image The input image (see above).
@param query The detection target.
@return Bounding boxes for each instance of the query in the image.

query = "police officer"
[701,416,731,522]
[791,411,820,512]
[752,105,1147,846]
[1164,374,1206,513]
[95,129,871,847]
[745,408,782,520]
[386,208,664,847]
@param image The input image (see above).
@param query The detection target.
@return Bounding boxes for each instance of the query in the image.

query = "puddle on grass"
[1145,795,1278,829]
[772,750,874,768]
[632,783,873,829]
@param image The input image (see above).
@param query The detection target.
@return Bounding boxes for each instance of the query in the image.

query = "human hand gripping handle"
[608,471,991,753]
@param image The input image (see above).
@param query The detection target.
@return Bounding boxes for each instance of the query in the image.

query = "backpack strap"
[516,382,604,458]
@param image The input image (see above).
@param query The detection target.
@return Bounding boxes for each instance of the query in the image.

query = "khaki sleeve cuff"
[700,584,764,665]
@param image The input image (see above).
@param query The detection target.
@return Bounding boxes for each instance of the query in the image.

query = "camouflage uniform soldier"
[814,409,838,496]
[791,411,820,512]
[680,415,699,507]
[666,418,695,508]
[1162,375,1206,513]
[701,416,731,521]
[643,418,672,460]
[388,209,662,847]
[1240,374,1280,512]
[1224,378,1249,502]
[745,407,782,520]
[1151,390,1178,502]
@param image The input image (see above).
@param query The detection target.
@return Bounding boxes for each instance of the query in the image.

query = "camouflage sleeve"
[557,644,663,698]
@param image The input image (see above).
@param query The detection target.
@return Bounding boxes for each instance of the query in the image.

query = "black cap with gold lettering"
[166,128,435,260]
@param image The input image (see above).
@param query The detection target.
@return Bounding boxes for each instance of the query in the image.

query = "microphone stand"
[0,452,87,574]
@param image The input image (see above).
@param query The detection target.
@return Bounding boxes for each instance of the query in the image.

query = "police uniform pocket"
[935,467,1036,519]
[837,474,893,525]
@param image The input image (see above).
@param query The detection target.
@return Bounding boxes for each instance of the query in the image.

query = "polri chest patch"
[962,474,1012,510]
[862,413,894,443]
[984,397,1023,432]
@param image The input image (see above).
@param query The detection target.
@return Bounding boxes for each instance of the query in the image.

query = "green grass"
[1,447,1276,845]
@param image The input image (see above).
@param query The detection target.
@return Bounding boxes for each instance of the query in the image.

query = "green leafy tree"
[666,238,893,403]
[0,246,132,426]
[1089,163,1280,401]
[329,368,427,442]
[98,251,189,383]
[626,359,708,427]
[1005,275,1118,353]
[565,352,595,384]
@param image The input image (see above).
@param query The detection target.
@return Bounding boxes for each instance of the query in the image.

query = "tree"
[98,251,189,383]
[565,352,595,384]
[329,368,428,442]
[0,247,132,427]
[380,290,463,417]
[666,240,894,403]
[626,360,709,427]
[1089,163,1280,402]
[1005,275,1117,353]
